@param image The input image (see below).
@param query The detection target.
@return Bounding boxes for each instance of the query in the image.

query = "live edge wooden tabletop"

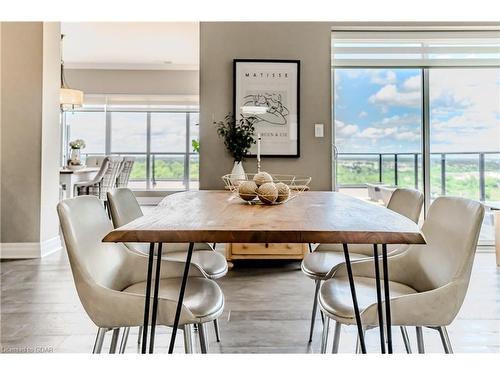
[103,190,425,245]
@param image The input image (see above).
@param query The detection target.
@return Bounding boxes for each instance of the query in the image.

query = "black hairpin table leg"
[381,244,393,353]
[373,244,386,353]
[148,243,163,353]
[141,242,155,354]
[342,243,366,354]
[168,242,194,354]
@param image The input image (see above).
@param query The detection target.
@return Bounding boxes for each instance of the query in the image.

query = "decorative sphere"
[275,182,290,203]
[257,182,278,204]
[253,171,273,187]
[238,180,258,201]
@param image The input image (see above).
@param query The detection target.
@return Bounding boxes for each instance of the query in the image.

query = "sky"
[334,68,500,154]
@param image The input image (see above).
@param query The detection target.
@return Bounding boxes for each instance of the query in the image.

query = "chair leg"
[119,327,130,354]
[183,324,193,354]
[332,321,342,353]
[308,280,321,342]
[416,326,425,353]
[137,326,143,348]
[355,326,367,354]
[320,315,330,353]
[197,323,208,354]
[109,328,120,353]
[213,319,221,343]
[92,327,107,354]
[437,326,453,354]
[400,326,412,354]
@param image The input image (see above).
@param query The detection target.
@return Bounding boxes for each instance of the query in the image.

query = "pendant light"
[60,34,83,109]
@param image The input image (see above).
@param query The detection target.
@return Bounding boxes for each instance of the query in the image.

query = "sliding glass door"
[334,68,423,200]
[332,30,500,244]
[429,68,500,243]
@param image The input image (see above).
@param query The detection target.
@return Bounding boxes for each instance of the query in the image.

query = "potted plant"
[214,114,257,181]
[68,139,86,169]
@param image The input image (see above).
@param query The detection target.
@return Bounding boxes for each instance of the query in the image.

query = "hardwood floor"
[1,249,499,353]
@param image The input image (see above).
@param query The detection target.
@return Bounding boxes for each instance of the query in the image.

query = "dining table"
[102,190,425,354]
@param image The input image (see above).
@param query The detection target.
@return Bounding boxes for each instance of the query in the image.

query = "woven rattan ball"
[275,182,290,203]
[253,171,273,187]
[257,182,278,204]
[238,180,258,201]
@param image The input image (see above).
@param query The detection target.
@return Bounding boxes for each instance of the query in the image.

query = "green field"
[337,155,500,201]
[129,156,199,183]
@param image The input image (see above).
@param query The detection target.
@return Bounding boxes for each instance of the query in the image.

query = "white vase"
[69,148,82,166]
[230,161,246,184]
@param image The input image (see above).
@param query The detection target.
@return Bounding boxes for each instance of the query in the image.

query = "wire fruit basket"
[222,173,311,205]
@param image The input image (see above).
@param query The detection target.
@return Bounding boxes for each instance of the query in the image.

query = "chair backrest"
[403,196,484,293]
[107,188,154,254]
[116,157,135,188]
[98,156,123,198]
[86,155,106,168]
[107,188,143,228]
[387,188,424,224]
[57,196,132,293]
[348,188,424,256]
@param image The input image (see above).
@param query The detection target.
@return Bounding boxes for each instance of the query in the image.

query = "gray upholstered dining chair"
[57,195,224,353]
[318,196,484,353]
[74,156,123,212]
[107,188,228,348]
[116,156,136,188]
[301,188,424,343]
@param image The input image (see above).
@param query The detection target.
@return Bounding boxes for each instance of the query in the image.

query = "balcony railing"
[83,152,199,191]
[336,151,500,202]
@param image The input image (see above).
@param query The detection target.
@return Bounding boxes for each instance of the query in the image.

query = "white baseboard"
[41,236,63,257]
[0,236,62,259]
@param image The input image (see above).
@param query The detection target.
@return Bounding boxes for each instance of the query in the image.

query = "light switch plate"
[315,123,324,137]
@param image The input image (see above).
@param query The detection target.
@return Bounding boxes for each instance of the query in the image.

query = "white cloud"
[394,131,420,142]
[370,70,397,85]
[369,84,421,108]
[358,111,368,118]
[429,69,500,152]
[375,113,421,128]
[335,120,359,137]
[369,74,422,109]
[403,75,421,91]
[359,127,397,140]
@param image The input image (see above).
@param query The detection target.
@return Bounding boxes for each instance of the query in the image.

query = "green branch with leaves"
[214,114,258,163]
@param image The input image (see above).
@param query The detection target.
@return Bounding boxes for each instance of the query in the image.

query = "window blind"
[332,31,500,67]
[80,94,199,112]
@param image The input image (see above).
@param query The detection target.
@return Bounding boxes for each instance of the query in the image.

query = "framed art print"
[233,59,300,157]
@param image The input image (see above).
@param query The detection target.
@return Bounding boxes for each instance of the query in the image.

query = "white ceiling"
[61,22,199,70]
